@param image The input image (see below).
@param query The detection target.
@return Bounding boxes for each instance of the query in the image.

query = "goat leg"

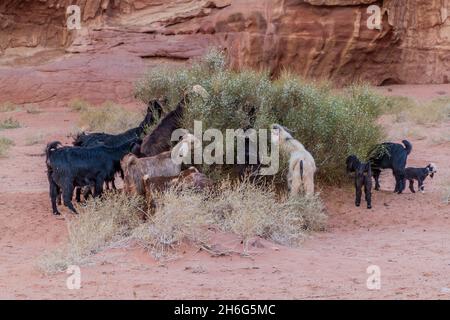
[355,183,362,207]
[409,180,416,193]
[62,185,78,214]
[364,181,372,209]
[372,169,381,191]
[50,182,62,215]
[418,179,425,193]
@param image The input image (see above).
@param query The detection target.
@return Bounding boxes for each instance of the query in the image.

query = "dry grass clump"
[0,102,21,113]
[0,117,21,130]
[37,192,144,274]
[0,137,14,157]
[133,187,213,259]
[69,99,91,112]
[25,105,42,114]
[77,101,142,134]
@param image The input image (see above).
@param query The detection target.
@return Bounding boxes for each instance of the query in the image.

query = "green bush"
[134,49,385,184]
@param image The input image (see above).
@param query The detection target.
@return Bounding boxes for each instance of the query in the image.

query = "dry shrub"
[77,101,142,134]
[133,187,212,259]
[208,180,326,250]
[39,181,326,269]
[135,179,326,258]
[69,99,91,112]
[25,105,42,114]
[0,117,21,130]
[37,192,144,274]
[0,136,14,157]
[0,102,21,113]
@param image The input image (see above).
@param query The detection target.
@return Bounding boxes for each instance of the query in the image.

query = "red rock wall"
[1,0,449,105]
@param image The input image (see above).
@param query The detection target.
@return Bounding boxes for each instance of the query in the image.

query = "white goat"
[271,124,316,196]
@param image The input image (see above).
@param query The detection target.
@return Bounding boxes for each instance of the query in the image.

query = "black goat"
[46,140,133,215]
[346,155,372,209]
[368,140,412,194]
[73,100,163,148]
[140,97,186,157]
[405,163,437,193]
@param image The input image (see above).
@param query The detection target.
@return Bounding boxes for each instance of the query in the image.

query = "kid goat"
[271,124,316,196]
[346,155,372,209]
[405,163,437,193]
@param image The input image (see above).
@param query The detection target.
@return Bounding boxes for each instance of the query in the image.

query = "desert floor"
[0,84,449,299]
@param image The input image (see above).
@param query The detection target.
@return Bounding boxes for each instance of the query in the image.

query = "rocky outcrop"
[1,0,449,105]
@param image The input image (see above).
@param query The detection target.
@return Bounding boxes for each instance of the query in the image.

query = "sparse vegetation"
[25,105,42,114]
[39,179,326,272]
[0,102,21,113]
[0,137,14,157]
[25,133,45,146]
[38,192,144,274]
[385,96,450,124]
[77,101,142,134]
[0,117,21,130]
[135,49,386,184]
[69,99,91,112]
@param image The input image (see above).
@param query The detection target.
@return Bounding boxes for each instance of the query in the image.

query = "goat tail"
[46,141,62,157]
[402,140,412,155]
[299,160,304,181]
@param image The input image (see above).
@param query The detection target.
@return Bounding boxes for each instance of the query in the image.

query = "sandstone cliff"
[1,0,449,105]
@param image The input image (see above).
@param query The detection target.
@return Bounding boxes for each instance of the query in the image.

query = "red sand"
[0,85,449,299]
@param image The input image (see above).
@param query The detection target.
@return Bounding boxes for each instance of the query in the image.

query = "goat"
[140,85,208,157]
[122,133,199,196]
[271,124,316,196]
[140,97,186,157]
[73,100,163,148]
[46,140,133,215]
[368,140,412,194]
[143,167,213,213]
[143,167,213,193]
[405,163,437,193]
[346,155,372,209]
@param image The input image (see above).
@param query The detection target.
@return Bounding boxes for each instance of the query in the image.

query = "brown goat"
[143,167,213,213]
[140,97,186,157]
[140,85,209,157]
[121,133,199,196]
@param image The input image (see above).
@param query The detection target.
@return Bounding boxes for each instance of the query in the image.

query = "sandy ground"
[0,85,449,299]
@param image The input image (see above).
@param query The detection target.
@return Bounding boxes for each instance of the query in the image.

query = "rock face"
[1,0,450,105]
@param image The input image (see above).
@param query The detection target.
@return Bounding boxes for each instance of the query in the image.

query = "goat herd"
[45,86,437,216]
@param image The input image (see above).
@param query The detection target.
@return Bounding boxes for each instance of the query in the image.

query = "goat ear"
[282,125,295,135]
